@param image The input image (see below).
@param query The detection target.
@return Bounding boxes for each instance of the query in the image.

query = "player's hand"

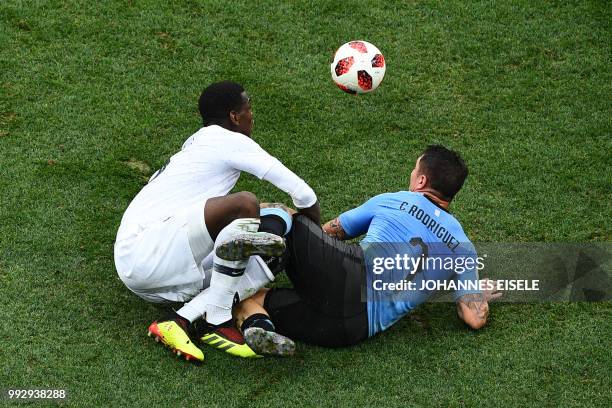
[457,279,501,330]
[260,202,297,216]
[480,278,503,302]
[297,201,321,225]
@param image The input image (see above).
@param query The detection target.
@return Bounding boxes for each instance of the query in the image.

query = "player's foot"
[243,327,296,357]
[198,320,262,358]
[215,232,285,262]
[147,312,204,362]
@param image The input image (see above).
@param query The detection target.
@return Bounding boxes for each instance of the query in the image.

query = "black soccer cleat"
[243,327,296,357]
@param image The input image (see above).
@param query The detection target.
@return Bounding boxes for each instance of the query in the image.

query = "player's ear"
[229,111,240,125]
[417,174,428,189]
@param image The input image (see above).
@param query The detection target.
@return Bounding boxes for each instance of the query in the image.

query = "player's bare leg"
[234,289,296,357]
[203,192,260,239]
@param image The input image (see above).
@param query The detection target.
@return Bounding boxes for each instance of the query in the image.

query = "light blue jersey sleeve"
[338,195,385,238]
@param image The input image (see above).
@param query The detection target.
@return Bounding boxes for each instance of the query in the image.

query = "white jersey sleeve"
[261,159,317,208]
[225,136,317,209]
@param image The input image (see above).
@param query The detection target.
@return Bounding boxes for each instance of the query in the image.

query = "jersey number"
[408,237,429,275]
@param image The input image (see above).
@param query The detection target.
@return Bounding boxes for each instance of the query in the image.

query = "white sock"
[202,218,262,324]
[178,256,249,324]
[236,256,275,300]
[176,290,209,323]
[177,254,245,323]
[199,251,275,300]
[204,255,248,324]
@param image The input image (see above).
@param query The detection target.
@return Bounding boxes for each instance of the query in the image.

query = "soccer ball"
[331,40,386,94]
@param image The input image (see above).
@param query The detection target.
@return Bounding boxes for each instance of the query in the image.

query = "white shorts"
[114,201,214,303]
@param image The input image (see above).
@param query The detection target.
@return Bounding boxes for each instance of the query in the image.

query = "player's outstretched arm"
[322,217,348,240]
[322,196,379,240]
[456,279,502,330]
[226,141,319,225]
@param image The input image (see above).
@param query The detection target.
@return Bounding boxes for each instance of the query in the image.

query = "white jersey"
[119,125,317,227]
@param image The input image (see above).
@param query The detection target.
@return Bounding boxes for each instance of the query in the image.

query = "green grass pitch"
[1,1,610,407]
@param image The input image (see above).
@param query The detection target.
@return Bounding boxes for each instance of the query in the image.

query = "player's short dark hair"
[419,145,468,200]
[198,81,245,125]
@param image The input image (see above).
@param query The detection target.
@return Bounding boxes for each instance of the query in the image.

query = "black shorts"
[263,215,369,347]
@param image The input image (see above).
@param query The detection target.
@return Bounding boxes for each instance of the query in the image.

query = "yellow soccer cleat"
[147,314,204,363]
[199,323,262,359]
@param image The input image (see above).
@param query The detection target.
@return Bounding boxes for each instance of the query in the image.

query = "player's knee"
[233,191,259,218]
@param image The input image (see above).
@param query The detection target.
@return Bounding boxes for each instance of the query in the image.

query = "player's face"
[409,156,426,191]
[234,91,253,137]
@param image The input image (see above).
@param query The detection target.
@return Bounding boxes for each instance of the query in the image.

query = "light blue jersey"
[339,191,481,337]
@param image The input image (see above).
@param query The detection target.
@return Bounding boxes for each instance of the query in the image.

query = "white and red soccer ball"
[331,40,386,94]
